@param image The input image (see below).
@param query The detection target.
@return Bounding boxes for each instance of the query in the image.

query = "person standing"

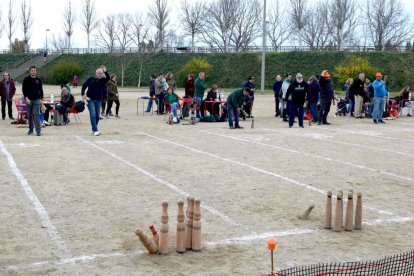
[372,72,388,124]
[184,74,195,98]
[281,73,292,122]
[307,75,319,123]
[106,74,121,118]
[272,74,283,117]
[351,73,366,118]
[0,72,16,120]
[318,70,335,125]
[22,66,43,136]
[146,74,157,112]
[242,75,256,118]
[73,74,78,88]
[286,73,310,128]
[364,77,374,118]
[226,87,250,129]
[194,72,208,121]
[154,73,166,114]
[81,65,110,136]
[165,72,176,91]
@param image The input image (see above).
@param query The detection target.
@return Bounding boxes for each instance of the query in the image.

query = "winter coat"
[0,79,16,100]
[273,80,283,98]
[319,77,334,99]
[351,79,365,97]
[307,81,320,104]
[195,78,208,98]
[164,92,179,104]
[107,80,119,101]
[372,80,388,97]
[81,71,110,100]
[22,76,44,101]
[286,80,310,105]
[154,77,164,95]
[227,88,244,108]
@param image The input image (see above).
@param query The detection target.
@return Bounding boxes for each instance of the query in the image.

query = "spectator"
[286,73,310,128]
[242,75,256,118]
[81,65,110,136]
[100,83,108,117]
[164,87,180,123]
[272,74,283,117]
[318,70,335,125]
[226,87,250,129]
[281,73,292,122]
[73,74,78,88]
[203,84,221,116]
[165,72,176,92]
[0,72,16,120]
[55,87,75,125]
[351,73,366,118]
[194,72,208,121]
[372,72,388,124]
[185,74,195,98]
[154,73,166,114]
[399,86,412,116]
[345,78,355,116]
[307,75,320,122]
[364,77,374,118]
[61,80,71,94]
[146,74,157,112]
[106,74,121,118]
[22,65,43,136]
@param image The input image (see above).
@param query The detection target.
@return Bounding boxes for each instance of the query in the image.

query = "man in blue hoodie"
[82,66,110,136]
[372,72,388,124]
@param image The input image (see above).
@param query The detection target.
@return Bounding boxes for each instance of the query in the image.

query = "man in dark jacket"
[82,65,110,136]
[242,76,256,118]
[307,75,320,122]
[318,70,335,125]
[285,73,310,128]
[146,74,157,112]
[22,66,43,136]
[227,87,250,129]
[272,74,283,117]
[351,73,366,118]
[0,72,16,120]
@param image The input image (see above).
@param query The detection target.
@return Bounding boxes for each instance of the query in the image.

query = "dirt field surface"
[1,85,413,275]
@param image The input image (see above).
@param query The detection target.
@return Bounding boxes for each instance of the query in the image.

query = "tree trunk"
[298,29,303,50]
[138,62,142,87]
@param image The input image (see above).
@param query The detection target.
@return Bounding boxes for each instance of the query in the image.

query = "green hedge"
[36,51,414,91]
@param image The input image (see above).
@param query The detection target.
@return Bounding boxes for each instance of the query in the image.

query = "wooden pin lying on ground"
[298,204,314,219]
[135,228,158,254]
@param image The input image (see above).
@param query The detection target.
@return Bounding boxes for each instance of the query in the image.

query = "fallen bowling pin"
[298,204,314,220]
[149,224,160,249]
[135,228,158,254]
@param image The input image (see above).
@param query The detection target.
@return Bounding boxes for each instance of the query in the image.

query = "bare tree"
[20,0,33,53]
[267,0,289,51]
[363,0,414,50]
[0,6,3,42]
[51,33,69,51]
[7,0,16,53]
[131,12,151,87]
[179,0,205,51]
[302,2,332,50]
[289,0,309,50]
[94,14,117,52]
[80,0,99,51]
[63,1,76,49]
[148,0,170,49]
[230,0,262,51]
[200,0,241,52]
[328,0,358,51]
[115,13,134,87]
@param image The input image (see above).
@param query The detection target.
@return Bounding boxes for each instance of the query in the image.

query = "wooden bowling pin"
[159,201,169,254]
[333,192,343,232]
[185,197,195,250]
[324,191,332,229]
[149,224,159,249]
[192,199,202,251]
[339,190,344,227]
[298,204,314,219]
[345,191,354,231]
[251,119,254,128]
[135,228,158,254]
[176,200,186,253]
[354,192,363,230]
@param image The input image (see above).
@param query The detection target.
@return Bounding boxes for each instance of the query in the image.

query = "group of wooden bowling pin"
[135,197,202,254]
[324,190,362,232]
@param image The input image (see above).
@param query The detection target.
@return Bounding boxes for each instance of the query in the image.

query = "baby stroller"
[335,98,349,116]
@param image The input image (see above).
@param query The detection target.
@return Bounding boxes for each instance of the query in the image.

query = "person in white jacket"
[281,73,292,122]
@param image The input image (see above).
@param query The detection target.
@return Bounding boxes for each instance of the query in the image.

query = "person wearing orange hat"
[318,70,335,125]
[372,72,388,124]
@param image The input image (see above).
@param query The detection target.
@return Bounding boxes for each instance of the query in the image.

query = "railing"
[0,45,412,56]
[0,54,34,72]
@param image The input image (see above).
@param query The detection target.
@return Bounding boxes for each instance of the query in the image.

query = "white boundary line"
[212,130,414,183]
[136,132,412,223]
[318,127,414,143]
[0,140,70,258]
[74,136,244,228]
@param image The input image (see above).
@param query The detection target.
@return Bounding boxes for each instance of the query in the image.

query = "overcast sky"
[1,0,414,50]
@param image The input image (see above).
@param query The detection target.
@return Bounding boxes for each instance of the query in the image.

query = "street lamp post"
[46,29,50,54]
[260,0,267,95]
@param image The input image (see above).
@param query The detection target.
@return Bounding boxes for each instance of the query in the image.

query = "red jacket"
[0,78,16,99]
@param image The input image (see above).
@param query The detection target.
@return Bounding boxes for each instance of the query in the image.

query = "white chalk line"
[262,127,414,159]
[0,139,70,258]
[137,132,412,223]
[74,136,244,229]
[255,128,414,182]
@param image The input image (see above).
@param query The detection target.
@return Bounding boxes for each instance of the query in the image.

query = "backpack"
[75,101,85,112]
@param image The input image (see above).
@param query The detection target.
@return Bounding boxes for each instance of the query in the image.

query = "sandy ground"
[0,85,413,275]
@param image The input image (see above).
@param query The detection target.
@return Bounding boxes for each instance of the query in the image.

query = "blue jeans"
[87,99,101,132]
[195,96,202,118]
[289,102,304,127]
[367,98,374,117]
[373,97,385,121]
[227,103,239,127]
[309,102,319,121]
[27,99,41,134]
[146,97,158,112]
[170,102,179,118]
[348,99,355,113]
[280,98,285,116]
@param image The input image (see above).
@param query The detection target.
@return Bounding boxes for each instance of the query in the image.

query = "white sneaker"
[196,118,201,122]
[93,131,101,136]
[173,117,177,123]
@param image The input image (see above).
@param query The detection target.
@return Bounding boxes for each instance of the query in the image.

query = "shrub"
[334,56,378,85]
[50,60,81,85]
[176,57,212,86]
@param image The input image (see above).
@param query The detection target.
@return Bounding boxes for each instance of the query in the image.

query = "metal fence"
[273,249,414,276]
[0,45,412,55]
